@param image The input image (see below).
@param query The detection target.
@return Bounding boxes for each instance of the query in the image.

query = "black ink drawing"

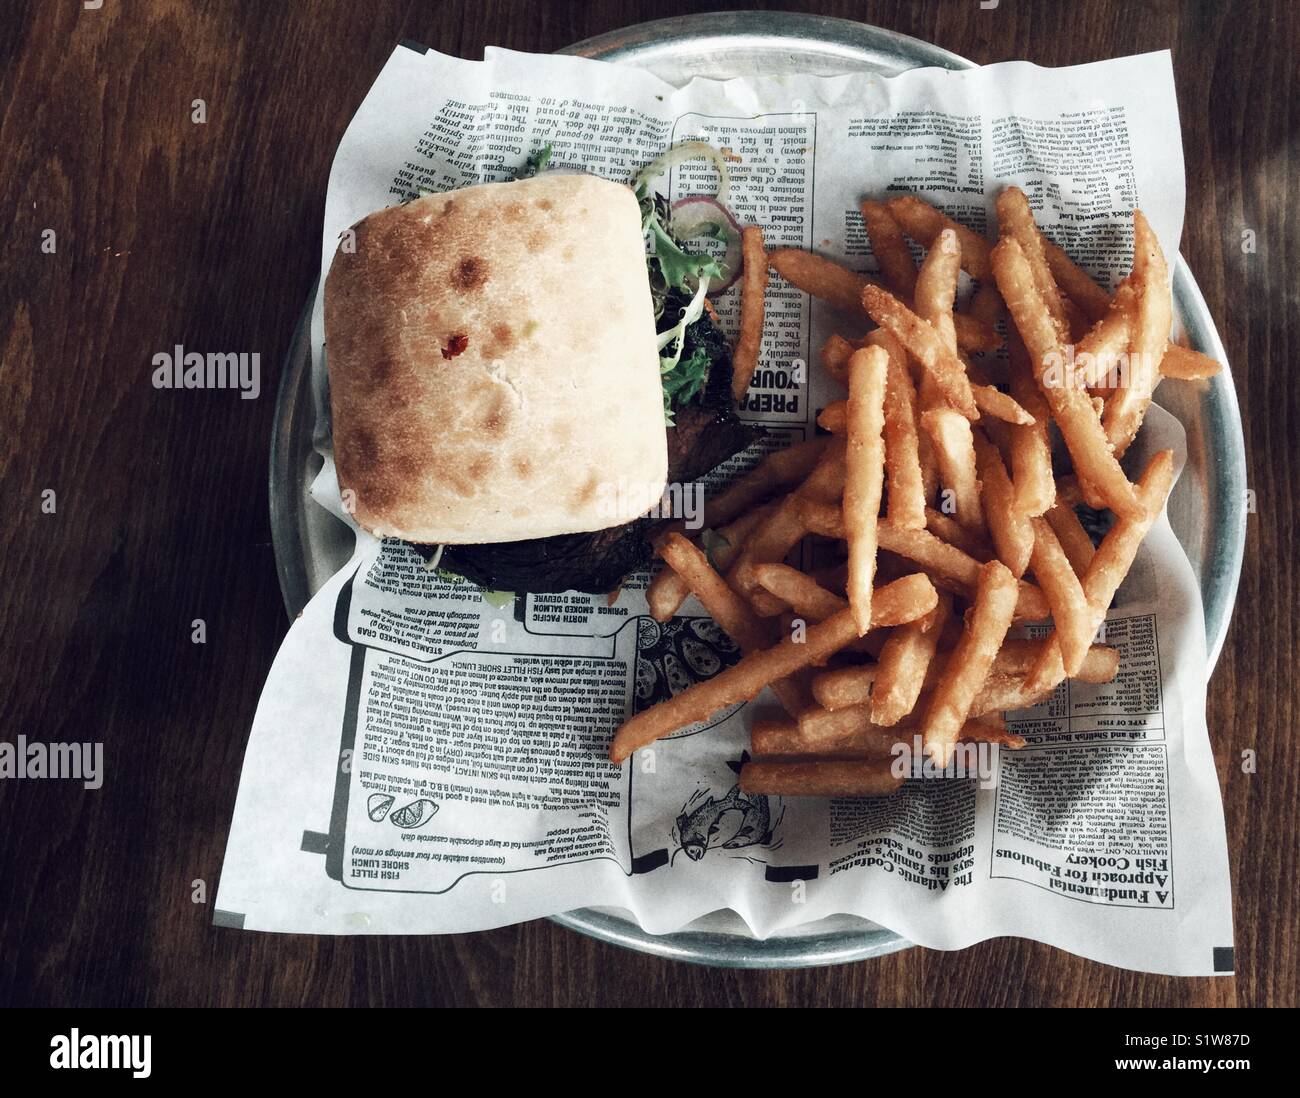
[672,754,785,865]
[387,798,439,828]
[367,794,395,821]
[634,616,742,709]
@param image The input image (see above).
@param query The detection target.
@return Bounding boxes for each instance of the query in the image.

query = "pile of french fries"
[612,189,1220,797]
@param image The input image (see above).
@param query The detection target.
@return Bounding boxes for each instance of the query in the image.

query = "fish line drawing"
[672,772,784,865]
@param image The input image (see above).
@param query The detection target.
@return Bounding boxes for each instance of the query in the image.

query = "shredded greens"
[639,188,724,302]
[637,184,729,423]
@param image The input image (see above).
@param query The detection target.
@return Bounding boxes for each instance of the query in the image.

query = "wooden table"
[1,0,1294,1008]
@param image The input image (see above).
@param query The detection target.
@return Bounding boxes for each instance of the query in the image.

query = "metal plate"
[270,12,1246,969]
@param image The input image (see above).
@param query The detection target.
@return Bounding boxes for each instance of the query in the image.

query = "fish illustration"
[675,785,773,862]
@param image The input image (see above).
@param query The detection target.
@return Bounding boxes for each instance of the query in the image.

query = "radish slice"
[671,196,743,295]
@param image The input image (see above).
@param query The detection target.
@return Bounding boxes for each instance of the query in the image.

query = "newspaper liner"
[216,45,1233,974]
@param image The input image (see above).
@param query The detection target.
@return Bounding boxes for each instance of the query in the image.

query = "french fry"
[965,717,1027,749]
[886,195,994,281]
[800,684,1027,753]
[771,248,996,353]
[914,226,961,352]
[769,248,875,312]
[1005,330,1056,516]
[862,572,939,626]
[751,589,794,619]
[1024,449,1174,696]
[871,595,950,725]
[951,312,1003,354]
[992,236,1144,520]
[817,401,847,433]
[647,504,774,622]
[845,346,889,633]
[1104,212,1171,456]
[1028,517,1094,676]
[656,536,816,721]
[973,384,1034,426]
[1042,239,1112,321]
[922,560,1019,765]
[646,565,692,624]
[716,502,777,567]
[731,226,768,399]
[914,233,1026,422]
[820,332,858,385]
[925,507,994,560]
[783,702,1019,753]
[1063,297,1091,341]
[753,715,912,758]
[812,664,877,711]
[997,186,1070,343]
[868,329,927,530]
[740,758,904,798]
[972,430,1033,578]
[756,568,938,631]
[921,407,984,532]
[1075,282,1137,389]
[968,282,1003,328]
[991,639,1119,683]
[969,653,1120,716]
[798,702,885,746]
[657,533,772,653]
[969,673,1055,717]
[726,493,811,602]
[698,437,831,532]
[950,339,1033,433]
[1161,343,1222,380]
[754,716,901,759]
[1044,501,1096,579]
[862,200,918,298]
[749,717,805,755]
[770,670,817,720]
[609,607,862,762]
[912,371,942,504]
[863,284,978,420]
[752,564,846,622]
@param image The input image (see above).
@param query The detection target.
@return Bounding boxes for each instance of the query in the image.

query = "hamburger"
[324,160,756,592]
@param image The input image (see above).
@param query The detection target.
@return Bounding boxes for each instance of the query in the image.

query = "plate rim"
[269,10,1246,970]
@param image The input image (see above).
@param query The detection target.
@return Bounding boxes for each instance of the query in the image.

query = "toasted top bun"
[324,173,667,544]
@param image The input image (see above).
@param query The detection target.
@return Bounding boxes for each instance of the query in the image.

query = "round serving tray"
[271,12,1246,969]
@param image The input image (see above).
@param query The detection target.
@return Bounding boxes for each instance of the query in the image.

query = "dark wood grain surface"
[0,0,1294,1008]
